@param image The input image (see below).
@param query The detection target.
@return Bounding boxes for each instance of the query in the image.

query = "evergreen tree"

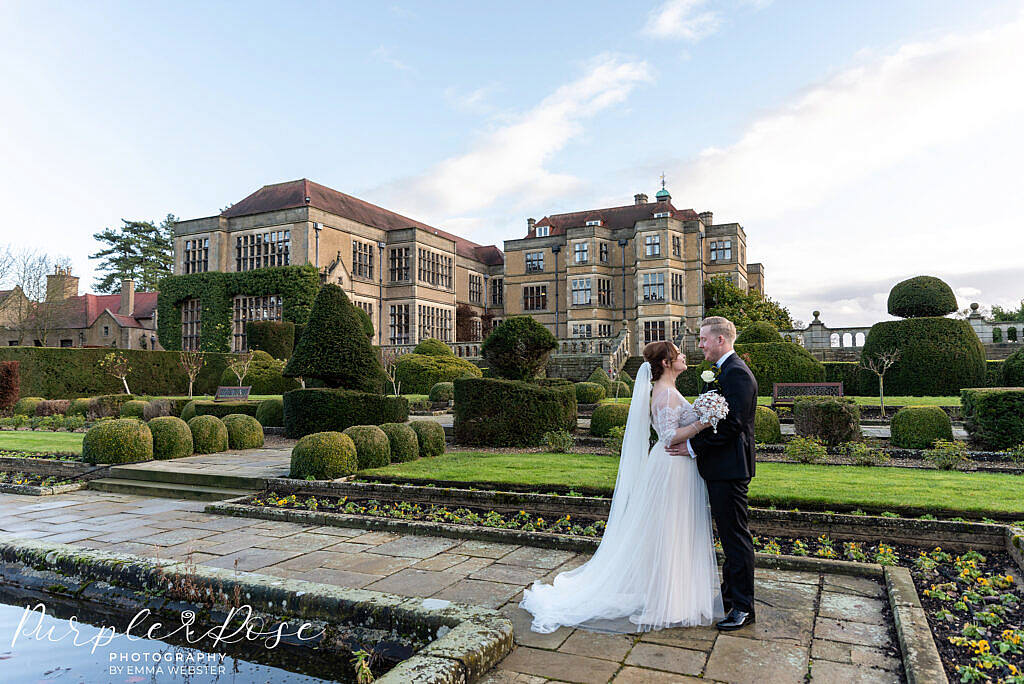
[90,214,176,293]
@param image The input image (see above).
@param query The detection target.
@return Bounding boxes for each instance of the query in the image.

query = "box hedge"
[379,422,419,463]
[119,400,150,419]
[35,399,70,417]
[188,415,229,454]
[409,420,445,458]
[413,338,452,356]
[83,418,153,464]
[0,361,18,411]
[222,414,264,450]
[887,275,958,317]
[148,416,194,460]
[1003,348,1024,386]
[823,362,873,396]
[454,377,576,447]
[12,397,44,416]
[394,354,481,395]
[962,387,1024,450]
[142,399,173,420]
[736,321,783,344]
[793,396,860,446]
[587,367,612,391]
[86,394,137,420]
[734,342,824,396]
[290,432,358,480]
[245,321,295,360]
[575,382,606,404]
[590,403,630,437]
[890,406,953,449]
[428,382,454,402]
[342,425,391,469]
[255,398,284,427]
[194,400,261,418]
[180,400,198,422]
[985,360,1004,387]
[67,398,91,416]
[755,406,783,444]
[282,388,409,439]
[219,350,299,395]
[481,316,558,380]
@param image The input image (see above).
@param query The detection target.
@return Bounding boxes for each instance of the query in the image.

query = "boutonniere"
[699,365,720,390]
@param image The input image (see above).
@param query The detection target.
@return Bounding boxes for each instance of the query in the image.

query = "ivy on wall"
[157,264,320,352]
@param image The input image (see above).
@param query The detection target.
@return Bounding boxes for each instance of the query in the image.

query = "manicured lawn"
[0,431,84,455]
[601,395,961,406]
[362,452,1023,517]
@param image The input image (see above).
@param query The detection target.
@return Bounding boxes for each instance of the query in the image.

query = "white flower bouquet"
[693,390,729,433]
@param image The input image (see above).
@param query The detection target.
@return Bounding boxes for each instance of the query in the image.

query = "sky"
[1,0,1022,326]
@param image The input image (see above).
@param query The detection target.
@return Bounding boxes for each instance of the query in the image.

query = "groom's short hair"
[700,316,736,342]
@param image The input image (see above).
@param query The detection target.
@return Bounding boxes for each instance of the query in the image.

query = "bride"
[520,341,725,633]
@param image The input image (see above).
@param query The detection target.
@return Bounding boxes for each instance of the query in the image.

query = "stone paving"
[0,489,905,683]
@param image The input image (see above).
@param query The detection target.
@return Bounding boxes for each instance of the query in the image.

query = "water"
[0,585,388,683]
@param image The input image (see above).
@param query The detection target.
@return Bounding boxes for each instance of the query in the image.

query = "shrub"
[736,321,783,344]
[823,362,872,396]
[428,382,454,402]
[860,318,986,396]
[409,420,445,458]
[218,350,300,395]
[734,343,824,396]
[413,338,453,356]
[222,414,264,449]
[283,283,385,392]
[618,370,634,391]
[283,389,409,439]
[887,275,958,317]
[82,418,153,464]
[379,422,419,463]
[842,441,891,466]
[13,397,44,416]
[0,361,18,411]
[67,398,91,416]
[245,321,295,360]
[180,400,198,422]
[481,316,558,380]
[986,361,1004,387]
[394,354,481,395]
[454,377,577,447]
[1002,442,1024,465]
[785,436,827,463]
[793,396,860,446]
[587,367,612,391]
[342,425,391,469]
[924,440,970,470]
[353,306,374,338]
[290,432,358,480]
[543,430,575,453]
[194,400,261,418]
[86,394,137,420]
[993,327,1003,343]
[962,388,1024,450]
[148,416,193,460]
[143,399,172,421]
[754,406,782,444]
[255,398,284,427]
[1004,348,1024,387]
[890,406,953,449]
[35,399,70,417]
[676,364,710,395]
[606,425,626,456]
[1008,327,1018,343]
[120,400,150,418]
[607,381,631,398]
[575,382,606,404]
[591,403,630,437]
[188,415,229,454]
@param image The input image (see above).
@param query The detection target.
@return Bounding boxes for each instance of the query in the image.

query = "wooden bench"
[214,385,251,402]
[771,382,843,409]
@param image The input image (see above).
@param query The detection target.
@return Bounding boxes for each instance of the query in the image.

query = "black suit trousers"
[707,478,755,613]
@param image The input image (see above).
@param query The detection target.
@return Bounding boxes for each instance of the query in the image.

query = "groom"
[668,316,758,630]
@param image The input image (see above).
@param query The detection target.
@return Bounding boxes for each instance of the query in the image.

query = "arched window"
[830,333,840,348]
[855,332,866,347]
[992,327,1003,343]
[842,332,853,347]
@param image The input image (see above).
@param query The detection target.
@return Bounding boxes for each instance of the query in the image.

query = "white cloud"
[642,0,720,42]
[373,45,413,73]
[443,84,500,114]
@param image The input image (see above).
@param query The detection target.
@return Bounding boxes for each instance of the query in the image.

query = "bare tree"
[380,347,407,396]
[860,349,901,418]
[228,351,254,386]
[179,350,205,398]
[100,351,132,394]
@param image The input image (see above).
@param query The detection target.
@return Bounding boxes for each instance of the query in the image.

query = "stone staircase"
[621,356,645,378]
[88,465,262,501]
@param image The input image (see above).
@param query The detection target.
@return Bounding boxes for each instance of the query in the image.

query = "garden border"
[0,481,85,496]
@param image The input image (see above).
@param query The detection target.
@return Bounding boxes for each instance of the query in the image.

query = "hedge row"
[282,388,409,438]
[246,321,295,360]
[962,387,1024,450]
[454,377,576,447]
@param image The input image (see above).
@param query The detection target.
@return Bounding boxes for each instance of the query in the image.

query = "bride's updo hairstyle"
[643,341,679,382]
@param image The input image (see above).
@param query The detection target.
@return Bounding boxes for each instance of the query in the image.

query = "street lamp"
[312,222,322,270]
[377,241,386,345]
[618,238,629,321]
[697,229,706,319]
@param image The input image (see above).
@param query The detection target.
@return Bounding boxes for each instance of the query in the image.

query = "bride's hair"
[643,341,679,382]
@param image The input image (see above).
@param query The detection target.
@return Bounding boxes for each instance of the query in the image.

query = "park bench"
[214,385,251,402]
[771,382,843,410]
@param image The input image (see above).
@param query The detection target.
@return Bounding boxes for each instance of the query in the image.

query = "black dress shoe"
[716,608,755,631]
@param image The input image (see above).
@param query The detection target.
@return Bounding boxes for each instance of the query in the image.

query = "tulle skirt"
[520,444,725,633]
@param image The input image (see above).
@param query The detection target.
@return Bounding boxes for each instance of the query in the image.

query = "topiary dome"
[887,276,958,318]
[482,316,557,380]
[413,338,453,356]
[736,321,784,344]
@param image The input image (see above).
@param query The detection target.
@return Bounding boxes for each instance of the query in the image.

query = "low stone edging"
[0,533,513,684]
[884,565,949,684]
[0,455,108,480]
[0,481,85,496]
[1009,524,1024,572]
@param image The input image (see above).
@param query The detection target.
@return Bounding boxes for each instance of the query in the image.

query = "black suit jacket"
[691,352,758,482]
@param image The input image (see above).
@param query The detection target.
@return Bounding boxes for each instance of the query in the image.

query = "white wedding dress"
[520,362,724,633]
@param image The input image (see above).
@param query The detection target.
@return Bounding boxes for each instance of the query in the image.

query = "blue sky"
[1,0,1022,325]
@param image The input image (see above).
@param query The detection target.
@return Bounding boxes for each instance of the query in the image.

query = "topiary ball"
[410,420,445,457]
[736,321,784,344]
[342,425,391,469]
[119,400,149,418]
[148,416,194,460]
[587,367,613,391]
[482,316,558,380]
[887,275,958,318]
[82,418,153,464]
[180,400,198,422]
[222,414,264,449]
[618,370,634,391]
[428,382,454,402]
[414,338,453,356]
[67,398,91,416]
[591,403,630,436]
[754,406,783,444]
[12,397,44,416]
[793,396,860,446]
[379,422,419,463]
[255,397,284,427]
[890,406,954,450]
[575,382,606,404]
[607,381,631,398]
[188,415,229,454]
[1003,347,1024,386]
[290,431,358,480]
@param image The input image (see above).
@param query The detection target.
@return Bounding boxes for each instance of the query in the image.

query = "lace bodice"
[651,387,698,447]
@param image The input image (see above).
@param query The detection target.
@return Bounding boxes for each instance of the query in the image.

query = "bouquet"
[693,390,729,433]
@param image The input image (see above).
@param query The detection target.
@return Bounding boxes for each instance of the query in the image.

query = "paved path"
[0,490,903,683]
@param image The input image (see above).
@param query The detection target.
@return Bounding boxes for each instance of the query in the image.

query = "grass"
[601,395,962,407]
[362,451,1024,517]
[0,431,84,455]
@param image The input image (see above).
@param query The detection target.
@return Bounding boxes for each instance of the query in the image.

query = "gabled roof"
[222,179,503,265]
[49,292,158,330]
[531,200,701,237]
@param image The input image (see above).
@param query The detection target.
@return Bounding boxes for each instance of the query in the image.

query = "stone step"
[88,478,252,501]
[107,464,269,491]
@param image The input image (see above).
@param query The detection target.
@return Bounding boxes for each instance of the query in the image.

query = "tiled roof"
[531,200,701,237]
[50,292,158,330]
[222,179,503,265]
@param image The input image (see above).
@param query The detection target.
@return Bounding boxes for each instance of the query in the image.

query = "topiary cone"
[283,283,384,392]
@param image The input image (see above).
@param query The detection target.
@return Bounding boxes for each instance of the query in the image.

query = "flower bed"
[0,414,87,432]
[0,470,83,495]
[0,448,82,462]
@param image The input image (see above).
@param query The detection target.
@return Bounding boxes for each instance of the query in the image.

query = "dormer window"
[535,225,550,237]
[653,212,670,218]
[585,219,602,227]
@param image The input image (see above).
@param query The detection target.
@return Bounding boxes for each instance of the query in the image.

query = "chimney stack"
[119,279,135,316]
[634,193,648,205]
[45,266,79,301]
[699,211,713,227]
[527,218,536,234]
